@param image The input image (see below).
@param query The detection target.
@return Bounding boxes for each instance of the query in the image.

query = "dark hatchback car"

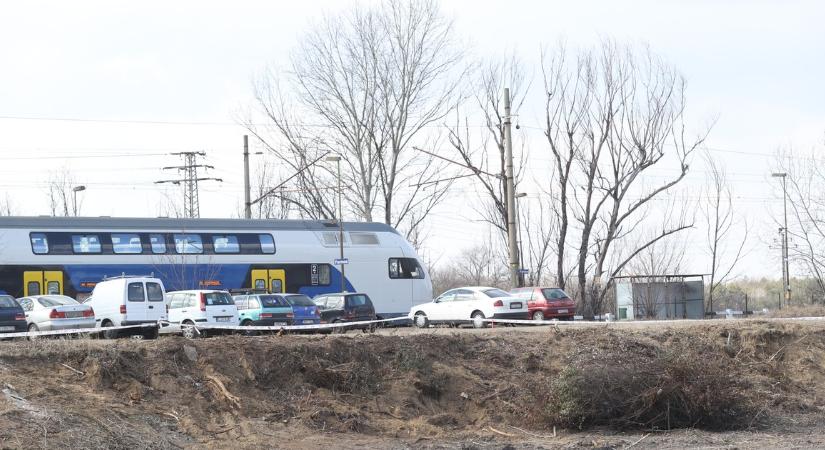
[0,295,27,334]
[312,292,376,332]
[510,287,576,321]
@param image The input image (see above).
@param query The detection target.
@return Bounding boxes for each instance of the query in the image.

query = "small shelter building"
[614,274,705,320]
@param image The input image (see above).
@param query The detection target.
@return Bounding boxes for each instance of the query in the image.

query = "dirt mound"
[0,322,823,448]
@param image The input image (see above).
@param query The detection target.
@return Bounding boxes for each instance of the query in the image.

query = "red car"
[510,287,576,321]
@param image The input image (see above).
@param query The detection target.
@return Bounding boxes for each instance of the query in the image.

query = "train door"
[23,271,63,296]
[250,269,286,293]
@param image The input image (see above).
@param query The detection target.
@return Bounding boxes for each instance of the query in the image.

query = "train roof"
[0,216,399,234]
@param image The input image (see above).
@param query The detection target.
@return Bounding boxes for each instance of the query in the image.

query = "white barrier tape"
[0,323,157,339]
[475,316,825,326]
[180,316,410,333]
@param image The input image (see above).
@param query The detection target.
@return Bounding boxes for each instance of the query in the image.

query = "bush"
[542,340,755,430]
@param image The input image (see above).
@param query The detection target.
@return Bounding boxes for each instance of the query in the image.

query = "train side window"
[258,234,275,254]
[112,233,142,254]
[149,234,167,254]
[174,234,203,254]
[212,235,240,254]
[30,233,49,254]
[388,258,424,279]
[72,235,102,254]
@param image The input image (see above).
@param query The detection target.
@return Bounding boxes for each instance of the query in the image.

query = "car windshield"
[204,292,233,306]
[542,288,569,300]
[284,295,315,307]
[0,296,18,308]
[37,296,78,307]
[482,289,510,298]
[258,295,287,307]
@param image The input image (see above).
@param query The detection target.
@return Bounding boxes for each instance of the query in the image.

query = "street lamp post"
[326,156,345,292]
[72,185,86,217]
[772,172,790,304]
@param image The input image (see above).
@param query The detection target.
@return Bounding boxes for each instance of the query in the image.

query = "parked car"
[312,292,376,332]
[0,295,26,334]
[16,295,95,334]
[409,286,529,329]
[282,294,321,326]
[510,287,576,321]
[86,276,166,339]
[232,293,295,327]
[167,290,239,339]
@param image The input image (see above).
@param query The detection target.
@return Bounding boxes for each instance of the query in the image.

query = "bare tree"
[702,152,748,312]
[249,0,463,238]
[447,53,529,247]
[519,194,557,286]
[776,145,825,297]
[542,41,708,317]
[0,194,15,216]
[46,169,81,216]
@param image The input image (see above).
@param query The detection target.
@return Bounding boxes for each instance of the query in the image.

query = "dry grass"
[766,304,825,318]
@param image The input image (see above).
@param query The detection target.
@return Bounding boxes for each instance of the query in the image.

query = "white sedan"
[409,286,528,328]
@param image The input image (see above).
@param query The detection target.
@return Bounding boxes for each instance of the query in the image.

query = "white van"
[87,276,167,339]
[166,290,239,339]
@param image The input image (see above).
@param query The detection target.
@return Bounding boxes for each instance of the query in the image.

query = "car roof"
[167,290,228,293]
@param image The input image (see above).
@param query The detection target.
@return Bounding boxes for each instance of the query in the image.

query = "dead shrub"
[542,340,756,431]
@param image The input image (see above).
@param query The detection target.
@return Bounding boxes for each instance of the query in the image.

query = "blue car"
[281,294,321,326]
[0,295,26,335]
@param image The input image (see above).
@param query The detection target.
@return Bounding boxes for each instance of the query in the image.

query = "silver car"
[16,295,96,333]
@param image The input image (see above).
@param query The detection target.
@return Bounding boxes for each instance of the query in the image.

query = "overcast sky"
[0,0,823,278]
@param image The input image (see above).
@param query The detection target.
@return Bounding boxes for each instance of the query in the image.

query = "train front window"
[30,233,49,254]
[174,234,203,254]
[72,235,102,254]
[388,258,424,279]
[112,234,142,254]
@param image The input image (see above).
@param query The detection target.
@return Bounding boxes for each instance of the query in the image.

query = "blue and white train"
[0,217,432,317]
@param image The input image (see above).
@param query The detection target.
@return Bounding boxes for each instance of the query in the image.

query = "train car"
[0,216,432,318]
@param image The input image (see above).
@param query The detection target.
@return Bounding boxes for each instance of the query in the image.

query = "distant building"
[615,275,705,320]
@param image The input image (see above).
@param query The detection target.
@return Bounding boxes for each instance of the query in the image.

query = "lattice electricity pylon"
[155,151,222,218]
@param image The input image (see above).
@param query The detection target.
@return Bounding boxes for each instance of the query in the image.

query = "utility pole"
[243,135,252,219]
[772,172,791,304]
[155,152,222,218]
[503,87,520,289]
[326,156,345,292]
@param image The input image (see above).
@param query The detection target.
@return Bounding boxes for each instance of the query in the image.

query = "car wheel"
[471,311,487,329]
[181,322,199,339]
[240,319,257,336]
[27,323,40,341]
[532,311,545,322]
[102,321,119,340]
[142,326,159,340]
[413,312,429,328]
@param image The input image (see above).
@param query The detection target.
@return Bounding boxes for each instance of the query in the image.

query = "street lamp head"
[72,185,86,192]
[325,156,341,162]
[515,192,528,198]
[771,172,787,178]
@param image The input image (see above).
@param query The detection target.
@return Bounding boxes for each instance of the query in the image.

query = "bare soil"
[1,320,825,449]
